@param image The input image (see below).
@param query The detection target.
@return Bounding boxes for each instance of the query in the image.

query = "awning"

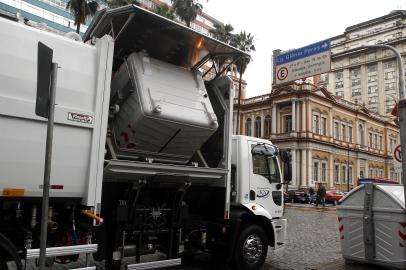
[83,5,249,74]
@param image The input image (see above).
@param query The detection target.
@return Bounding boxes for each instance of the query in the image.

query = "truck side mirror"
[280,150,292,183]
[283,161,292,183]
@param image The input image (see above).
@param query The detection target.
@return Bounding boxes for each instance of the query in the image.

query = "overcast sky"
[202,0,406,97]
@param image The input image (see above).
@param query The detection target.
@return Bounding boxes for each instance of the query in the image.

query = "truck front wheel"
[233,224,268,270]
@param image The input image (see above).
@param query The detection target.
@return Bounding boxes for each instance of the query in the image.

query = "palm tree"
[66,0,99,34]
[107,0,139,9]
[210,23,234,44]
[231,31,255,135]
[171,0,203,27]
[154,3,175,20]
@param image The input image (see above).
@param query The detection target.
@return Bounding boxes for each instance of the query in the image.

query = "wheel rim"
[242,233,263,265]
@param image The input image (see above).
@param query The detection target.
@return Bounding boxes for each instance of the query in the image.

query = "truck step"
[26,244,98,259]
[126,258,182,270]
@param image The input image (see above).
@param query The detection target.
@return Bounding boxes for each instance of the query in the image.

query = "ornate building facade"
[234,83,400,191]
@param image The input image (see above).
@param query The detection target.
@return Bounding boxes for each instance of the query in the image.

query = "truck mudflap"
[271,218,287,251]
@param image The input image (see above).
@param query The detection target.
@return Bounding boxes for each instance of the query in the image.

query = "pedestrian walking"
[316,183,326,207]
[308,187,315,204]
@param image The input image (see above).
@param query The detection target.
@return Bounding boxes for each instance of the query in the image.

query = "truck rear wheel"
[233,224,268,270]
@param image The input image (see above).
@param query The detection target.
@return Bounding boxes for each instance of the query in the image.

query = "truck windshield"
[252,154,281,183]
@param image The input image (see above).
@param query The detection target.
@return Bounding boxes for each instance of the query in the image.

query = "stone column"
[301,101,306,132]
[291,149,297,187]
[260,111,264,137]
[307,102,312,134]
[292,99,296,132]
[301,149,307,187]
[272,105,277,134]
[308,149,313,186]
[329,153,334,189]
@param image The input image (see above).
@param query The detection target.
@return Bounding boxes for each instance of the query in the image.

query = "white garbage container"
[336,183,406,269]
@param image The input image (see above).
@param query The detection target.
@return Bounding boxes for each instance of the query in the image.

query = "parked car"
[325,190,345,205]
[287,190,309,203]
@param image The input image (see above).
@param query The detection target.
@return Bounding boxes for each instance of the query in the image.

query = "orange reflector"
[2,188,25,197]
[251,205,257,211]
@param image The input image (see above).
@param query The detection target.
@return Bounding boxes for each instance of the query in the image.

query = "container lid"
[83,5,250,74]
[338,184,405,211]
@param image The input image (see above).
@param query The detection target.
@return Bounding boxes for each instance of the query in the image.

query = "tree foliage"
[171,0,203,27]
[154,3,175,20]
[66,0,99,33]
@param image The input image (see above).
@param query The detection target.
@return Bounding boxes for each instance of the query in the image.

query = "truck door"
[248,141,284,218]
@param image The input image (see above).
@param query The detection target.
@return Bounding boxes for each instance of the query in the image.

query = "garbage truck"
[0,5,289,270]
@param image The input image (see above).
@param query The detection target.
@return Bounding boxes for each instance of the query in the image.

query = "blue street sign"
[277,40,331,65]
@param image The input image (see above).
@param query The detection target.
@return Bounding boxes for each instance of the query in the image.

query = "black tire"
[0,256,8,270]
[333,200,338,206]
[233,225,268,270]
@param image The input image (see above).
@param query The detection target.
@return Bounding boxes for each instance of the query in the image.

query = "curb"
[285,203,337,212]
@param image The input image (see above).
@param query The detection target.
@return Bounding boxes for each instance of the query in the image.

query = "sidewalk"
[285,202,337,212]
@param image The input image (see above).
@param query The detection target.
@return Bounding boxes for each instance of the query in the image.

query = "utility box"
[337,184,406,269]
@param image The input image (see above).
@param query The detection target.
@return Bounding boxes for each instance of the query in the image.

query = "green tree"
[107,0,139,9]
[210,23,234,44]
[171,0,203,27]
[66,0,99,34]
[231,31,255,135]
[154,3,175,20]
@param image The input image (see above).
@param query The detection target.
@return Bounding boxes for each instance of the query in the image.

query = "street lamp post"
[362,44,405,206]
[343,44,405,206]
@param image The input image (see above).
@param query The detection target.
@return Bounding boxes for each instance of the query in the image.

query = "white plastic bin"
[337,184,406,269]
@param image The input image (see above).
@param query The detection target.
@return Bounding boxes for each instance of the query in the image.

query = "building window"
[348,126,353,143]
[283,115,292,133]
[313,114,319,134]
[368,75,377,83]
[245,118,252,136]
[369,132,373,148]
[264,115,271,137]
[313,161,319,182]
[390,169,395,181]
[321,161,327,183]
[384,60,395,69]
[352,88,361,97]
[321,116,327,136]
[334,122,339,139]
[254,116,261,137]
[335,164,340,183]
[374,134,378,149]
[367,64,377,72]
[349,166,353,184]
[379,135,383,150]
[358,124,365,145]
[384,71,395,80]
[368,85,378,94]
[385,82,396,91]
[369,169,374,177]
[342,165,347,184]
[341,124,346,141]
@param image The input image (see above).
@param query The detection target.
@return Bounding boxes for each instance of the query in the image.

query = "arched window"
[264,115,271,137]
[254,116,261,137]
[245,118,252,136]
